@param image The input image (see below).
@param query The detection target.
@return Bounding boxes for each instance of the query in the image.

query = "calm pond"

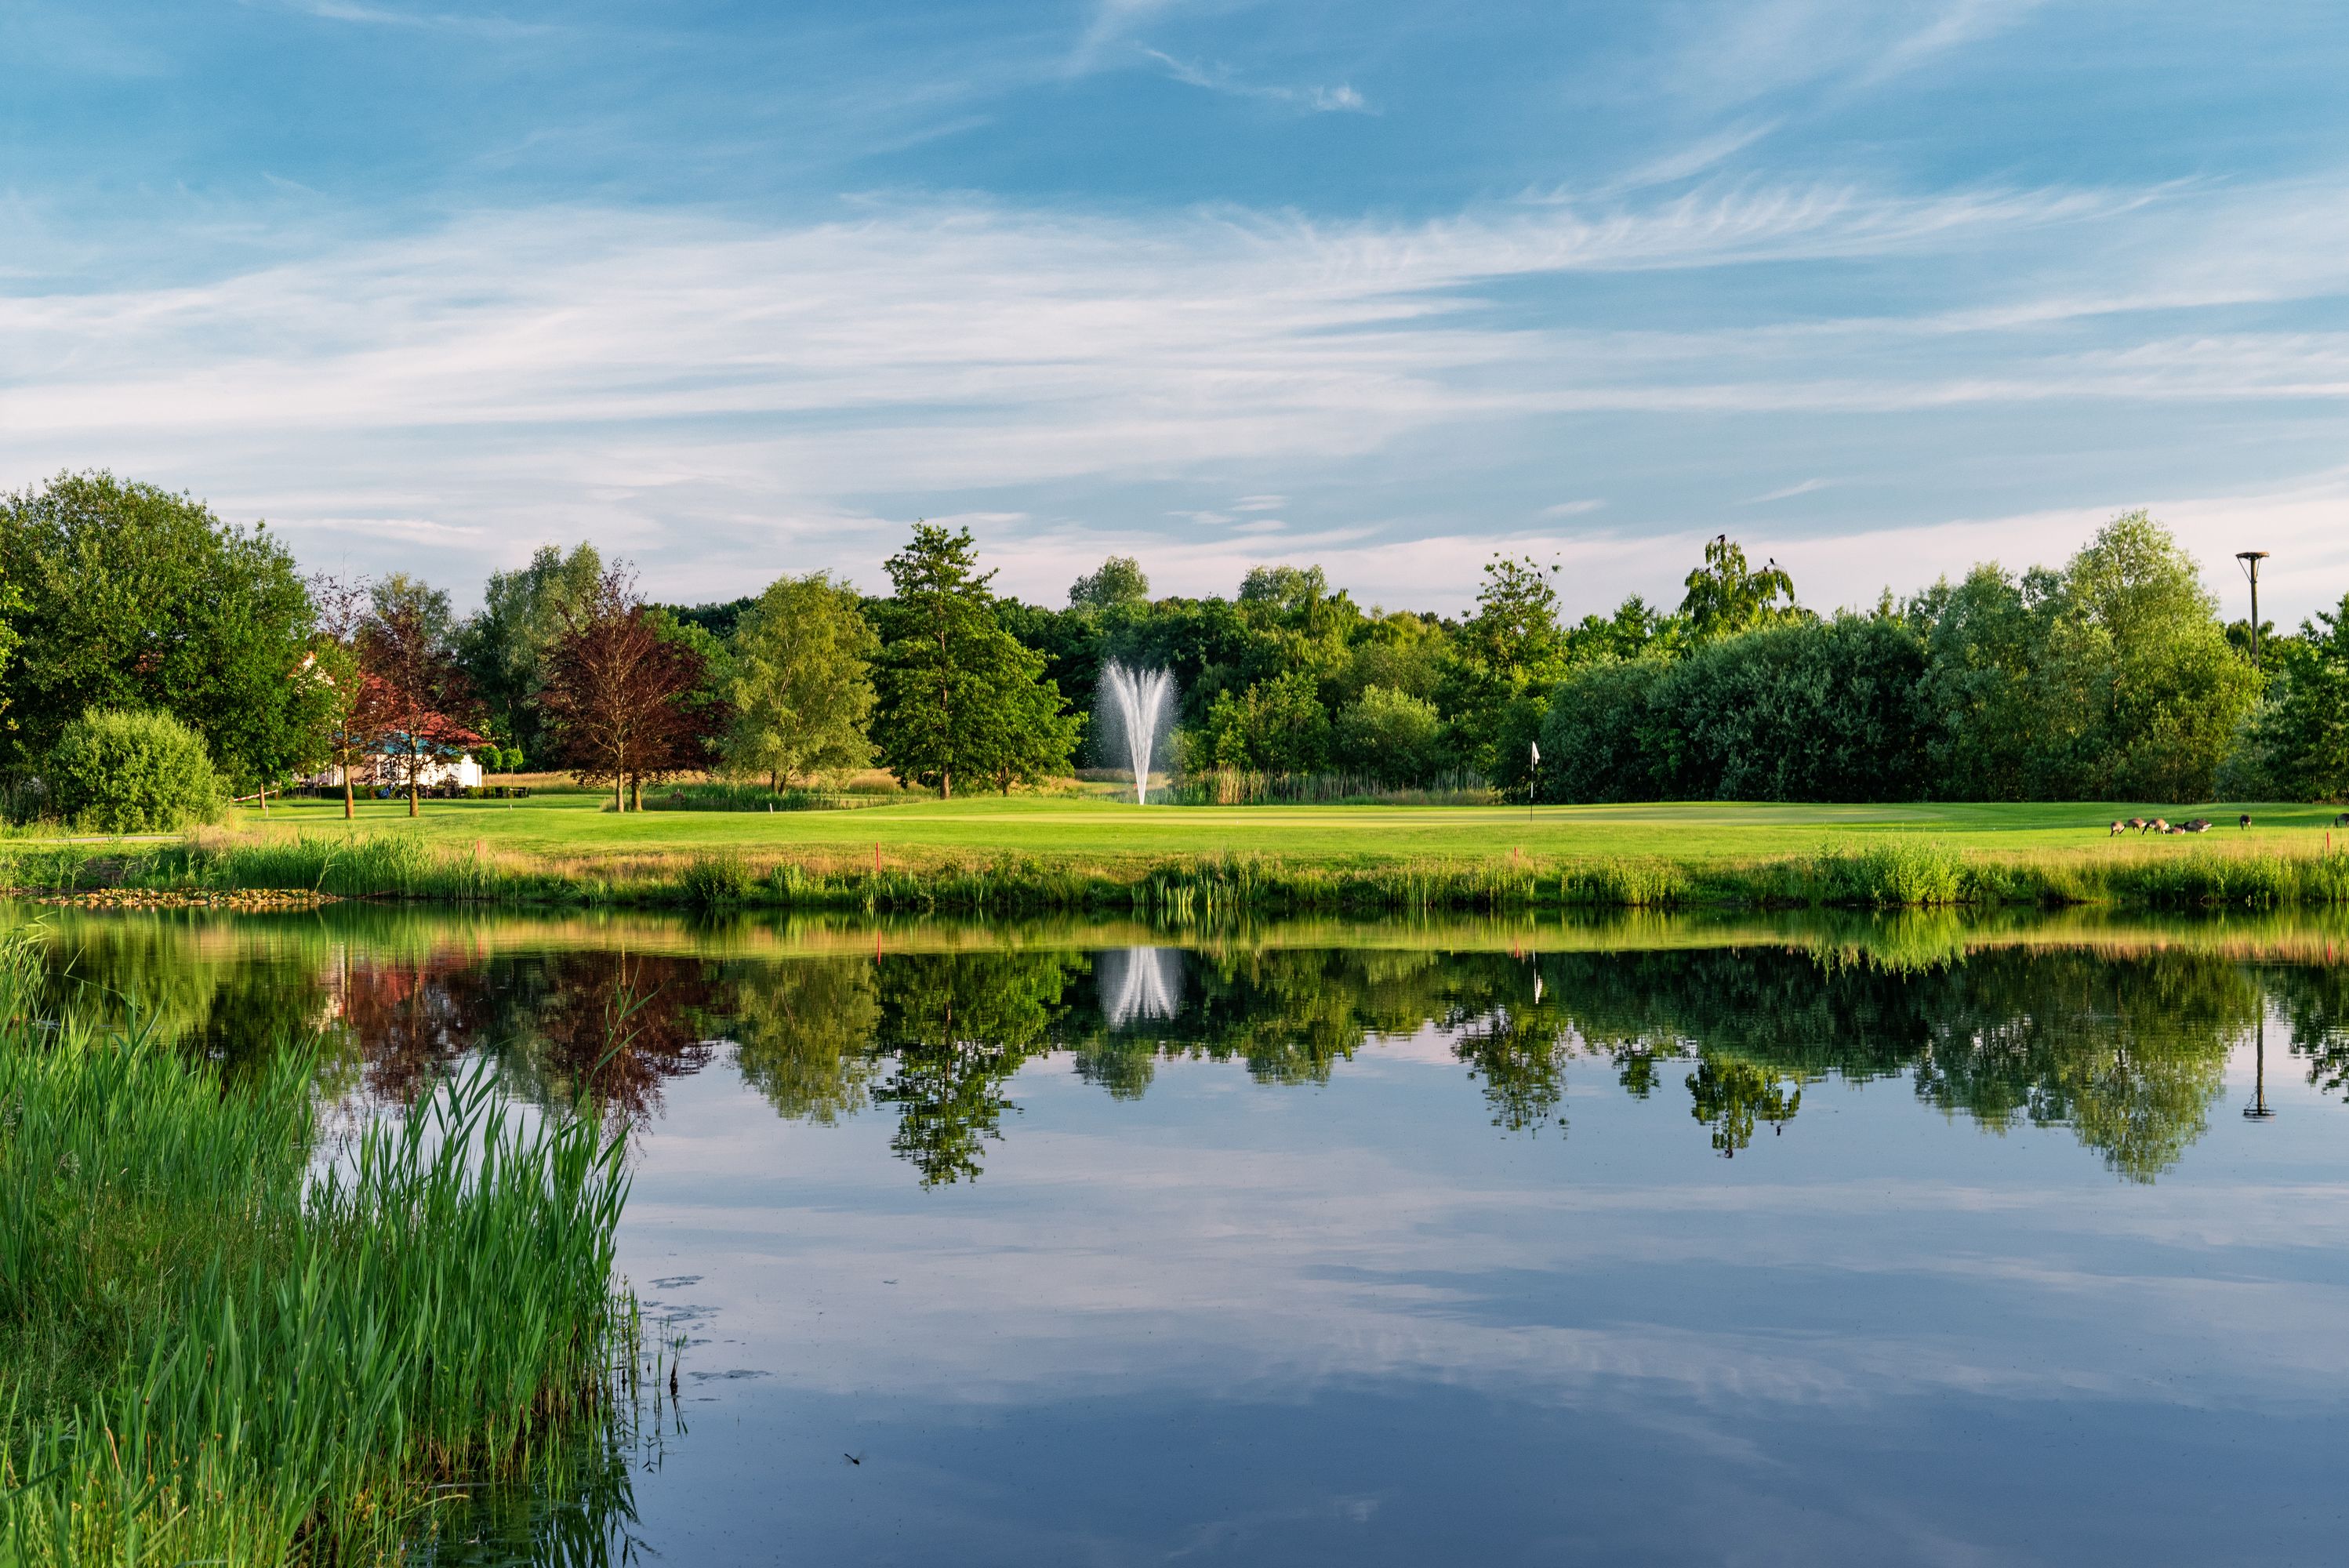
[29,904,2349,1566]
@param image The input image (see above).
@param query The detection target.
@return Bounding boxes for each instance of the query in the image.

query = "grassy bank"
[0,938,644,1566]
[7,808,2349,915]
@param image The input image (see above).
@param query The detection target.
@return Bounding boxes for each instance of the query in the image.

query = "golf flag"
[1530,741,1540,767]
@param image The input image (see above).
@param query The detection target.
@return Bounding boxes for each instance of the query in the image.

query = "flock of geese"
[2108,811,2349,837]
[2111,815,2235,836]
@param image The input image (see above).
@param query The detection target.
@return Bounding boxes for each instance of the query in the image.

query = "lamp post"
[2244,1013,2276,1121]
[2235,550,2270,668]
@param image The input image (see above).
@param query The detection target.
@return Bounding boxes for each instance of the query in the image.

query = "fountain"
[1096,946,1186,1028]
[1096,662,1176,804]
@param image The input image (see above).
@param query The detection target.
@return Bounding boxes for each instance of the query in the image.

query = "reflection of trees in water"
[727,959,882,1124]
[506,954,722,1124]
[39,921,2296,1185]
[333,953,504,1104]
[1686,1056,1800,1156]
[870,952,1082,1185]
[32,920,328,1083]
[327,950,721,1123]
[1533,947,2250,1181]
[2268,964,2349,1101]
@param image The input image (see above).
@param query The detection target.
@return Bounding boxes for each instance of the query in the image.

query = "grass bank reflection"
[25,906,2348,1185]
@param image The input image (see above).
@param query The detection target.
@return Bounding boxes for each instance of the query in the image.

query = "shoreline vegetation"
[0,935,648,1566]
[8,800,2349,915]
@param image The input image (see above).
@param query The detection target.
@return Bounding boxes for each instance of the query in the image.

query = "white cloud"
[278,515,486,541]
[1142,49,1373,114]
[1741,478,1836,504]
[271,0,561,38]
[7,169,2349,615]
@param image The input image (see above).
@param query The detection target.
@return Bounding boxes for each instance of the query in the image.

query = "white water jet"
[1098,946,1185,1028]
[1097,662,1176,804]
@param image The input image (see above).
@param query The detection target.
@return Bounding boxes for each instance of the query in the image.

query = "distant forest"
[4,471,2344,813]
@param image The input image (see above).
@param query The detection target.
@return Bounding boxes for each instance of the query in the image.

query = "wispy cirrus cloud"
[1142,49,1371,113]
[267,0,562,38]
[7,165,2348,615]
[1741,478,1836,504]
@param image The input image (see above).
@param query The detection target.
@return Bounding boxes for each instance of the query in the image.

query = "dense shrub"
[1538,615,1930,803]
[1538,659,1672,803]
[1331,685,1446,786]
[1200,669,1331,774]
[46,708,221,831]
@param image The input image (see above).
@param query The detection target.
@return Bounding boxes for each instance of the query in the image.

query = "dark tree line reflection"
[35,923,2343,1186]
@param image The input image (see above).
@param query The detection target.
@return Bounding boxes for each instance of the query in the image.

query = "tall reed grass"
[0,935,644,1566]
[639,781,898,813]
[9,831,2349,918]
[1167,768,1497,807]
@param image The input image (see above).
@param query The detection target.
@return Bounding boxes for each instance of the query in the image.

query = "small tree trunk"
[343,771,354,820]
[941,770,951,800]
[408,753,419,817]
[631,775,642,811]
[614,776,625,811]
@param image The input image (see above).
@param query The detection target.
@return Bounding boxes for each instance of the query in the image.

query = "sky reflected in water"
[31,908,2349,1565]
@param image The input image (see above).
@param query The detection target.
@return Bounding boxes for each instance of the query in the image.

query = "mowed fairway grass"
[212,792,2348,871]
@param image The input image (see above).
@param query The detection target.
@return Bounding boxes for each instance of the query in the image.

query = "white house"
[310,752,485,791]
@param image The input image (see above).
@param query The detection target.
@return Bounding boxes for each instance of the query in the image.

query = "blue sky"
[5,1,2347,621]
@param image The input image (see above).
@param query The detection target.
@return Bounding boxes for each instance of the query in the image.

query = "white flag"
[1529,740,1540,767]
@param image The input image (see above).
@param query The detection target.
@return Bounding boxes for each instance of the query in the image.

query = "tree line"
[2,470,2342,824]
[54,922,2293,1185]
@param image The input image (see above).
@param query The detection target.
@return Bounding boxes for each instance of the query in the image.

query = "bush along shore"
[0,935,652,1566]
[8,833,2349,916]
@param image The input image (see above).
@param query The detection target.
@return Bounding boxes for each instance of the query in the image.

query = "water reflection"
[30,906,2349,1566]
[27,912,2346,1185]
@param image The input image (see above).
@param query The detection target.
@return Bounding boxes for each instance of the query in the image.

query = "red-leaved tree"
[359,575,481,818]
[539,567,718,810]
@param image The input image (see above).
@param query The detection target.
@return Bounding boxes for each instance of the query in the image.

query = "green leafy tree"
[1444,554,1570,789]
[456,543,602,764]
[2035,510,2256,800]
[728,960,885,1125]
[871,523,1079,797]
[1331,610,1448,707]
[1332,685,1446,786]
[1907,565,2060,800]
[1686,1054,1803,1157]
[1201,669,1331,774]
[721,573,878,789]
[1069,555,1149,610]
[0,472,328,795]
[1678,534,1801,641]
[305,572,392,820]
[1458,555,1567,687]
[2238,593,2349,799]
[1534,658,1672,803]
[1560,594,1683,664]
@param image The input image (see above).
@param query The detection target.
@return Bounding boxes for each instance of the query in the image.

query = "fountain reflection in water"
[1095,946,1185,1028]
[1096,662,1176,804]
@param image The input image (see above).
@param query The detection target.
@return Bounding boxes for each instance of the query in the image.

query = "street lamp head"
[2236,550,2270,562]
